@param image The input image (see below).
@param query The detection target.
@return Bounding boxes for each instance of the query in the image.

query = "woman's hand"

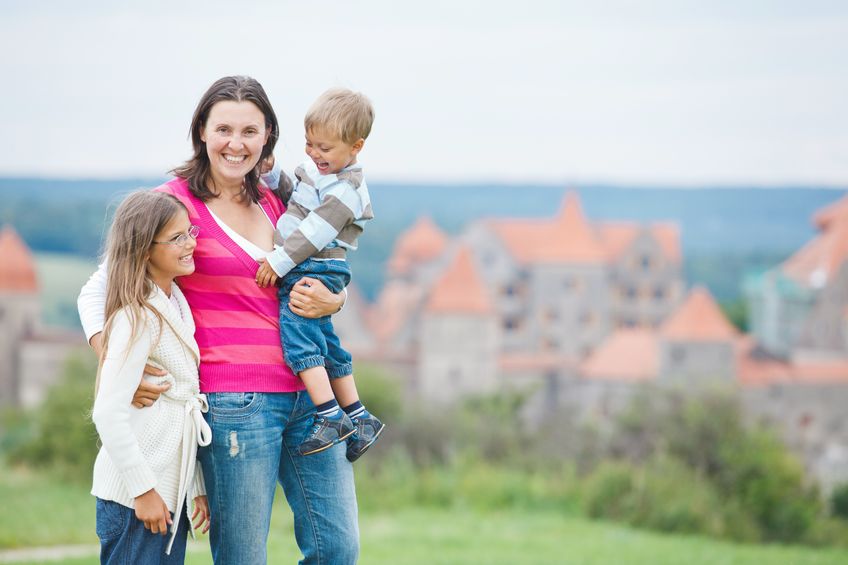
[132,377,171,409]
[288,277,344,318]
[90,332,170,408]
[134,489,172,535]
[191,495,211,534]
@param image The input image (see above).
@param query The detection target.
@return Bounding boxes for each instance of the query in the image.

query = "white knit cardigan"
[91,283,210,551]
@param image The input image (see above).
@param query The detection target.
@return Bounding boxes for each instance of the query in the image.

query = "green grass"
[33,252,97,329]
[3,466,848,565]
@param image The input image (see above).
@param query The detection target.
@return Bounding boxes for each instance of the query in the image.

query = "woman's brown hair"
[171,75,279,204]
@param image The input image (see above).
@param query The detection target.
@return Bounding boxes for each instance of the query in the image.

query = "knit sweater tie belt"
[166,393,212,555]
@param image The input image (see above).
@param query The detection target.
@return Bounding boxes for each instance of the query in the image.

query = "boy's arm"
[265,179,360,278]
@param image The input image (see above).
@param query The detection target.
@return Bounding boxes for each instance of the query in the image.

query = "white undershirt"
[207,207,275,261]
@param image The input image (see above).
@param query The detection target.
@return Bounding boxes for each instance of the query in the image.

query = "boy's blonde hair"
[95,190,188,395]
[304,88,374,144]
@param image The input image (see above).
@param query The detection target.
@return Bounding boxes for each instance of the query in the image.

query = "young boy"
[256,88,384,461]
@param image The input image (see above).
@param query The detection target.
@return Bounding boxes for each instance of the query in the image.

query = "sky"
[2,0,847,186]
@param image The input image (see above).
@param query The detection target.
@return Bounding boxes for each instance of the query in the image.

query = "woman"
[79,76,359,564]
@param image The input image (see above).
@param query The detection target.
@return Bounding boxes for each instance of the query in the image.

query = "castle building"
[332,190,848,492]
[0,226,84,408]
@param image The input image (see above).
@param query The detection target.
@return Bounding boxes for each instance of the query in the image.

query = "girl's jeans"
[95,497,189,564]
[198,390,359,564]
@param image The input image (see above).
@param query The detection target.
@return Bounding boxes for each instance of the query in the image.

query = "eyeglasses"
[153,225,200,247]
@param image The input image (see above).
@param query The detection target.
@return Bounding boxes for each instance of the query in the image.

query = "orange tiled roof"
[426,246,491,314]
[660,286,738,341]
[781,220,848,289]
[387,216,448,275]
[736,336,848,386]
[581,328,660,381]
[0,225,38,293]
[598,222,681,264]
[489,191,607,264]
[813,192,848,230]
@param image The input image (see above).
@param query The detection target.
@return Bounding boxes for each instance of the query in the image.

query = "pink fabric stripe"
[193,236,237,258]
[191,256,258,277]
[193,309,277,330]
[185,290,279,317]
[199,363,303,393]
[187,273,273,300]
[196,327,280,347]
[200,344,285,365]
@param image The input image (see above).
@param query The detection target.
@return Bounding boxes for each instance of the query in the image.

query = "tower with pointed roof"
[0,226,42,405]
[658,286,738,382]
[418,246,499,403]
[746,193,848,357]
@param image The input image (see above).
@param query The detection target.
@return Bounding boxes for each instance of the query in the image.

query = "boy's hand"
[256,259,279,288]
[134,489,172,535]
[191,495,211,534]
[260,154,275,175]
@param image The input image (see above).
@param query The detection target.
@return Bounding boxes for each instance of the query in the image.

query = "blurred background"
[1,1,848,563]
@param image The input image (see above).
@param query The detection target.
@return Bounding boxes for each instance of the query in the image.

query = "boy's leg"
[299,365,335,406]
[298,365,355,456]
[279,391,360,565]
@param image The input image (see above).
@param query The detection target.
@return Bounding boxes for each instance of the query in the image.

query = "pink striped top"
[156,178,303,393]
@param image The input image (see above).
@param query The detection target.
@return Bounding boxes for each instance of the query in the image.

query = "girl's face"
[147,210,197,291]
[200,100,270,192]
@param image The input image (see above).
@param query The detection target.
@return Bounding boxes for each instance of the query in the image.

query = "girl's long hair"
[94,190,188,394]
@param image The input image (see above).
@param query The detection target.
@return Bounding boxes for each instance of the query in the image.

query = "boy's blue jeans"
[198,391,359,564]
[278,258,352,377]
[95,497,188,564]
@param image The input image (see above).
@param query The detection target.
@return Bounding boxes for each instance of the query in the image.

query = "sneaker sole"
[347,423,386,462]
[300,428,356,457]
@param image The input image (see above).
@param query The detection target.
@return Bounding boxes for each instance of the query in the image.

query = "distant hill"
[2,177,845,302]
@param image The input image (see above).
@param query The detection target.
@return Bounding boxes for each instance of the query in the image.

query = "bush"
[6,353,99,483]
[831,483,848,520]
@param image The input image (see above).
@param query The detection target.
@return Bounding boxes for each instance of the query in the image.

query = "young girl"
[91,190,211,563]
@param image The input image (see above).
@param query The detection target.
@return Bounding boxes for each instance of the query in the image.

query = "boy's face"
[305,127,364,175]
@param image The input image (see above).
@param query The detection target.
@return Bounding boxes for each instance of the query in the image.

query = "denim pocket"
[207,392,264,422]
[95,498,127,541]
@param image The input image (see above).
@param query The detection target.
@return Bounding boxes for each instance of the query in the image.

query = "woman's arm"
[78,262,169,407]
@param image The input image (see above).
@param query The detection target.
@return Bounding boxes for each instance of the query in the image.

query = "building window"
[503,318,522,332]
[670,345,686,364]
[580,311,595,328]
[653,286,665,301]
[641,255,652,271]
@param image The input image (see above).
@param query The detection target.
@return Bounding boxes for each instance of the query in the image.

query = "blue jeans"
[95,497,189,564]
[278,259,352,377]
[198,391,359,564]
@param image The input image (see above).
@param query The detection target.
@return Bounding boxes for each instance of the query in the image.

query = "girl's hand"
[191,495,211,534]
[289,277,344,318]
[134,489,171,535]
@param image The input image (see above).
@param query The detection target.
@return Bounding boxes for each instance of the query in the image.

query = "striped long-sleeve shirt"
[265,161,373,278]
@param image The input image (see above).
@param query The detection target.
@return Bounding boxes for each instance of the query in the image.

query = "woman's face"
[200,100,270,191]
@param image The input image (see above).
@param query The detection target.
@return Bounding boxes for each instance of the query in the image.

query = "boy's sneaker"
[299,412,355,456]
[346,411,385,462]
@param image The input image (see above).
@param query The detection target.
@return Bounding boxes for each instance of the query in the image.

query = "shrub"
[831,483,848,520]
[7,353,99,483]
